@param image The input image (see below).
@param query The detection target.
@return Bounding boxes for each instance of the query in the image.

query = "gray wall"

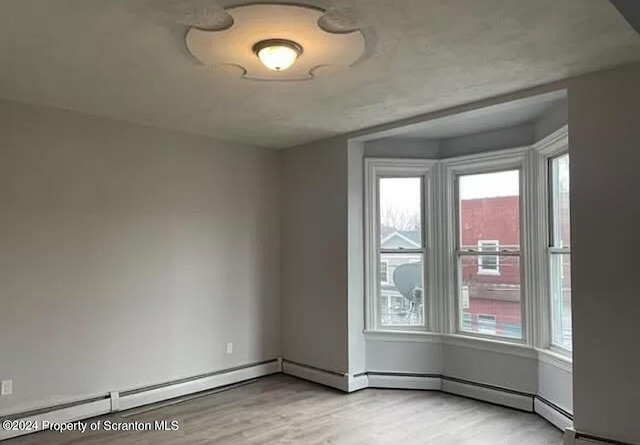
[0,100,281,415]
[538,361,572,413]
[367,340,442,375]
[534,101,568,141]
[364,138,440,159]
[442,346,537,393]
[281,137,349,374]
[569,62,640,444]
[439,123,535,158]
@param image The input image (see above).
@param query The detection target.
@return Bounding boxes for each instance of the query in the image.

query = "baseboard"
[573,437,613,445]
[348,373,369,392]
[534,397,573,431]
[0,398,111,441]
[441,377,534,412]
[0,362,578,442]
[0,359,279,442]
[564,427,638,445]
[358,372,532,412]
[281,360,349,392]
[119,360,279,411]
[366,373,441,390]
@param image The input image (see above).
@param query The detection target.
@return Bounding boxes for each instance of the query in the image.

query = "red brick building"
[460,196,521,336]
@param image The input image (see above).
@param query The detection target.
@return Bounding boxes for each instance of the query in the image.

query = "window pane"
[551,253,572,349]
[380,177,422,246]
[459,170,520,251]
[379,252,423,326]
[551,154,570,248]
[459,255,521,339]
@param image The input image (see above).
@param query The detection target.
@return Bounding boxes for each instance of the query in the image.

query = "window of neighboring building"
[477,314,497,334]
[380,260,389,284]
[457,169,522,339]
[478,240,499,274]
[462,312,473,331]
[549,153,572,350]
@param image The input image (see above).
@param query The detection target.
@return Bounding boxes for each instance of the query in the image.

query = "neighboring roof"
[381,231,420,248]
[397,231,420,245]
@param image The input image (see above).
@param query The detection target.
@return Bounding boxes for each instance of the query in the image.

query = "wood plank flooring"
[6,375,563,445]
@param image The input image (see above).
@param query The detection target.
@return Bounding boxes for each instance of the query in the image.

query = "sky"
[380,170,520,220]
[459,170,520,199]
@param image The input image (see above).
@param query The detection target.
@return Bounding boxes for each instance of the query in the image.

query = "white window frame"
[442,148,530,343]
[548,154,571,353]
[533,127,571,357]
[364,158,437,332]
[477,240,500,275]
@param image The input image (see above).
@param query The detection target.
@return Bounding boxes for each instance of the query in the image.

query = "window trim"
[443,149,529,344]
[547,153,572,353]
[533,126,571,355]
[364,158,437,332]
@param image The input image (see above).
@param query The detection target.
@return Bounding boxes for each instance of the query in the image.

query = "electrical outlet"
[226,342,233,354]
[1,380,12,396]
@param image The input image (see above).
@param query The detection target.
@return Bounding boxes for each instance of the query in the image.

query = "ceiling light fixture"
[253,39,303,71]
[186,3,365,81]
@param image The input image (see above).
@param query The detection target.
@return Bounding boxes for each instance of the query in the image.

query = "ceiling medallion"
[185,3,366,81]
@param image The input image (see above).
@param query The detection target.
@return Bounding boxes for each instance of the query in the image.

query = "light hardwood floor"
[7,375,563,445]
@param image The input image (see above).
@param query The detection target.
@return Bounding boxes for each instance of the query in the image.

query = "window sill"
[477,269,500,276]
[537,348,573,372]
[363,330,442,344]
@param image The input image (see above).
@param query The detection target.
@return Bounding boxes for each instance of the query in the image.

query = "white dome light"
[253,39,303,71]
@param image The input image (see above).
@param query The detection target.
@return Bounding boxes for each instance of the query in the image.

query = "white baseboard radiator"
[1,359,580,442]
[0,359,280,441]
[281,363,571,418]
[282,363,575,435]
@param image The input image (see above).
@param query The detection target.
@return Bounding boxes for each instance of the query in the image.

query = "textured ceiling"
[0,0,638,149]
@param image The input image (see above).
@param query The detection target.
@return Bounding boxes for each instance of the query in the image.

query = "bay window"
[364,127,570,355]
